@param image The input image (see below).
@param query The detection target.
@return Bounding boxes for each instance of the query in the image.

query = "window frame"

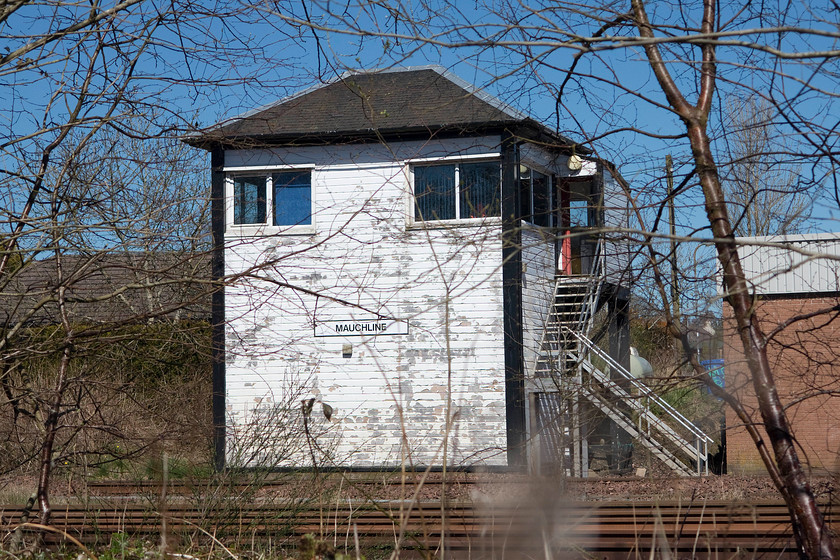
[231,173,267,226]
[409,155,502,225]
[520,164,555,228]
[564,178,602,230]
[224,166,315,235]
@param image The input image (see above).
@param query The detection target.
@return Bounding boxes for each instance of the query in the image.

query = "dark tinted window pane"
[233,176,266,224]
[459,162,501,218]
[532,170,551,227]
[415,164,455,220]
[273,171,311,226]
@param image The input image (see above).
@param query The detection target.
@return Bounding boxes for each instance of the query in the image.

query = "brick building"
[724,233,840,474]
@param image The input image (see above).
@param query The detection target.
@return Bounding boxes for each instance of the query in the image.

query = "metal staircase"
[533,241,604,380]
[566,328,712,476]
[533,279,591,379]
[531,242,712,477]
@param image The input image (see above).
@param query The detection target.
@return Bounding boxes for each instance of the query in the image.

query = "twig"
[11,522,98,560]
[171,517,239,560]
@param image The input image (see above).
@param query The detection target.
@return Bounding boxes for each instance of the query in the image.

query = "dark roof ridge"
[194,66,531,139]
[185,67,578,149]
[336,66,532,123]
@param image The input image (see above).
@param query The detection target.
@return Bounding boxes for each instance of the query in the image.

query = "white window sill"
[520,220,554,231]
[407,216,502,230]
[225,224,316,237]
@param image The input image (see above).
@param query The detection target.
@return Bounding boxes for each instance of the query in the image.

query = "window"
[233,176,266,224]
[569,199,589,227]
[272,171,311,226]
[565,179,601,229]
[414,161,500,221]
[229,170,312,229]
[520,167,553,227]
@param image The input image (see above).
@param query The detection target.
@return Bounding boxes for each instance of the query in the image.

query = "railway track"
[83,475,487,497]
[2,499,836,558]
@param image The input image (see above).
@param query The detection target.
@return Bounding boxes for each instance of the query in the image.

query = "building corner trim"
[501,134,526,468]
[211,148,226,472]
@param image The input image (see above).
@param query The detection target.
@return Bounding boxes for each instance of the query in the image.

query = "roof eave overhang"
[184,120,583,154]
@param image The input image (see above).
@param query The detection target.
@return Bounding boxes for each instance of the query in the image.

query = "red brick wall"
[724,296,840,474]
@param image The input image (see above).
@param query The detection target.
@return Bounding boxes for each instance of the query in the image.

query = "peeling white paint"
[223,137,559,468]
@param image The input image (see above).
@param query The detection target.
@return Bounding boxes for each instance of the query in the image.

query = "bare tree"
[0,0,332,530]
[5,0,839,556]
[259,1,840,557]
[722,96,811,237]
[0,131,212,528]
[611,4,834,555]
[1,4,205,528]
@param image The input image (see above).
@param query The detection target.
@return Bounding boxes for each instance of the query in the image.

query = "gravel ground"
[2,472,838,505]
[563,474,840,502]
[321,472,840,504]
[260,472,840,504]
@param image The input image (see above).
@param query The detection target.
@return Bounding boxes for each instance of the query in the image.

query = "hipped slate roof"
[186,66,576,149]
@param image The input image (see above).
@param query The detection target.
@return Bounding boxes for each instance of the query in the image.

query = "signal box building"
[187,67,708,475]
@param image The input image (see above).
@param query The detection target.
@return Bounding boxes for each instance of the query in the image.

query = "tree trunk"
[688,122,834,560]
[36,343,72,526]
[630,0,835,555]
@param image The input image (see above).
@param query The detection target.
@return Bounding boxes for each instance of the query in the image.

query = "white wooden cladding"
[224,137,513,468]
[521,228,556,376]
[736,234,840,295]
[601,173,633,286]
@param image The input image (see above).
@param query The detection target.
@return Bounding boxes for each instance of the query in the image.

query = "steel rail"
[2,500,835,558]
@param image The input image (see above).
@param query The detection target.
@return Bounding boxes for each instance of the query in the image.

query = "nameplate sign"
[314,319,409,337]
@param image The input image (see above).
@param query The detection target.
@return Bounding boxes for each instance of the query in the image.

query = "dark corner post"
[608,291,631,469]
[210,147,226,472]
[608,293,631,378]
[501,132,526,469]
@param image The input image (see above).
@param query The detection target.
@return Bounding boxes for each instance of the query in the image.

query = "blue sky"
[3,0,839,240]
[195,0,840,236]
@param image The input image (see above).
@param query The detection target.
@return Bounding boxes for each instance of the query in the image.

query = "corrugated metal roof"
[735,234,840,295]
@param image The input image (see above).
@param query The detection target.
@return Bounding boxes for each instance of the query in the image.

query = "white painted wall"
[521,227,557,376]
[223,137,516,468]
[602,172,632,286]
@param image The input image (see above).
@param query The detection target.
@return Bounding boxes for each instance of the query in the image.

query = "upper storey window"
[414,161,501,221]
[569,199,590,227]
[233,176,266,224]
[272,171,311,226]
[230,170,312,229]
[520,167,553,227]
[565,178,601,229]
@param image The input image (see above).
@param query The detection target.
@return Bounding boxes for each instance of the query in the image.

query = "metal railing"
[574,237,605,339]
[531,237,606,379]
[532,236,712,475]
[564,326,714,475]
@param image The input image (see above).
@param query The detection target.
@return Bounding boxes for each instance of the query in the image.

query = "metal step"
[536,310,710,475]
[530,243,707,477]
[579,383,696,477]
[576,356,703,475]
[536,284,589,377]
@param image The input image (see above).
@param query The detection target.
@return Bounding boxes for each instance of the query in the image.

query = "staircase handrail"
[562,326,714,445]
[575,236,606,338]
[573,375,696,476]
[530,235,605,379]
[574,354,702,465]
